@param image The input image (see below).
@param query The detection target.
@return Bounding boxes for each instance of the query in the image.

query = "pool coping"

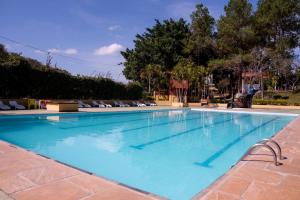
[1,108,300,199]
[0,106,179,116]
[191,108,299,117]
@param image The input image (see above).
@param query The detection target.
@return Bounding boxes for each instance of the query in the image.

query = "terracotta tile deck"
[0,141,161,200]
[0,109,299,200]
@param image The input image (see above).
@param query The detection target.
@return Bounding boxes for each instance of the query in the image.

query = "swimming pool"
[0,109,296,199]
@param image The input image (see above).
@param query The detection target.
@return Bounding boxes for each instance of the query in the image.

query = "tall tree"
[121,18,190,87]
[186,4,216,66]
[254,0,300,53]
[217,0,256,56]
[140,64,163,93]
[171,58,207,99]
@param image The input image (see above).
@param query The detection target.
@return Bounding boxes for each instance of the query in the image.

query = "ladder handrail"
[259,138,285,160]
[240,143,281,166]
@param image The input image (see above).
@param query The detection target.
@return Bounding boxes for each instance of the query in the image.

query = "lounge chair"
[99,101,112,107]
[130,101,138,107]
[9,101,25,110]
[136,101,146,107]
[92,100,99,107]
[113,101,121,107]
[0,101,10,110]
[119,101,130,107]
[78,100,91,108]
[145,101,157,106]
[91,100,105,108]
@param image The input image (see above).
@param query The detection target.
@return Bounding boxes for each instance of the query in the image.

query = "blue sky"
[0,0,263,82]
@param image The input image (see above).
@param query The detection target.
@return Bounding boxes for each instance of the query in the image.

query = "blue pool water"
[0,109,295,199]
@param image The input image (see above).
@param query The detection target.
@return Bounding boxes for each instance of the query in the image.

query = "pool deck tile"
[12,181,90,200]
[84,186,156,200]
[0,141,160,200]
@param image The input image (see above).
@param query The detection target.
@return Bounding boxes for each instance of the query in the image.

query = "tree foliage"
[217,0,256,56]
[255,0,300,53]
[185,4,216,66]
[121,18,190,85]
[0,46,142,99]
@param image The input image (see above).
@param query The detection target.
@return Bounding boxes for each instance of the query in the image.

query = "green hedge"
[210,98,300,106]
[0,46,143,100]
[252,99,298,106]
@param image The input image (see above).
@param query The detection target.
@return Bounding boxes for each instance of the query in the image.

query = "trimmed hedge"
[252,99,300,106]
[0,48,143,100]
[211,98,300,106]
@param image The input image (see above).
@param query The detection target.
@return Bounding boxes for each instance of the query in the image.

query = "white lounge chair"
[136,101,146,107]
[92,101,105,108]
[119,101,130,107]
[145,101,157,106]
[113,101,122,107]
[0,101,10,110]
[99,101,112,108]
[130,101,138,107]
[78,100,91,108]
[9,101,25,110]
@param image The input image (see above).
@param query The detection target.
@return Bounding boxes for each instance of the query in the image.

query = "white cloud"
[108,25,121,31]
[48,48,61,53]
[94,43,124,56]
[46,48,78,55]
[64,48,78,55]
[34,50,46,54]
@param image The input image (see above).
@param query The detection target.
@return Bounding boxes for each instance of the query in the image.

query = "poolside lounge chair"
[9,101,25,110]
[99,101,112,107]
[78,100,92,108]
[144,101,157,106]
[130,101,138,107]
[113,101,121,107]
[0,101,10,110]
[136,101,146,107]
[91,101,105,108]
[92,100,99,107]
[119,101,130,107]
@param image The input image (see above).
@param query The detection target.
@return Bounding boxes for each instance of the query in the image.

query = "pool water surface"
[0,109,295,200]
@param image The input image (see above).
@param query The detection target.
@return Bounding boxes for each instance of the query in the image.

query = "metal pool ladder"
[239,138,286,166]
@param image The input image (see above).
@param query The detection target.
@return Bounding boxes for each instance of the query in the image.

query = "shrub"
[273,95,282,99]
[253,99,289,106]
[0,51,143,100]
[126,82,143,100]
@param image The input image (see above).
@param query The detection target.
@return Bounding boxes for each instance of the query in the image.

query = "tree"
[254,0,300,53]
[186,4,216,66]
[290,61,300,90]
[140,64,163,93]
[46,52,53,67]
[171,58,206,100]
[121,18,190,87]
[0,44,9,63]
[217,0,256,56]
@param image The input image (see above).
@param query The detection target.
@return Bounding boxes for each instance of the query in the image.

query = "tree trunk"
[261,72,264,100]
[148,75,151,93]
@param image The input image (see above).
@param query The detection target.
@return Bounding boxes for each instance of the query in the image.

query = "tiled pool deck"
[0,107,300,200]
